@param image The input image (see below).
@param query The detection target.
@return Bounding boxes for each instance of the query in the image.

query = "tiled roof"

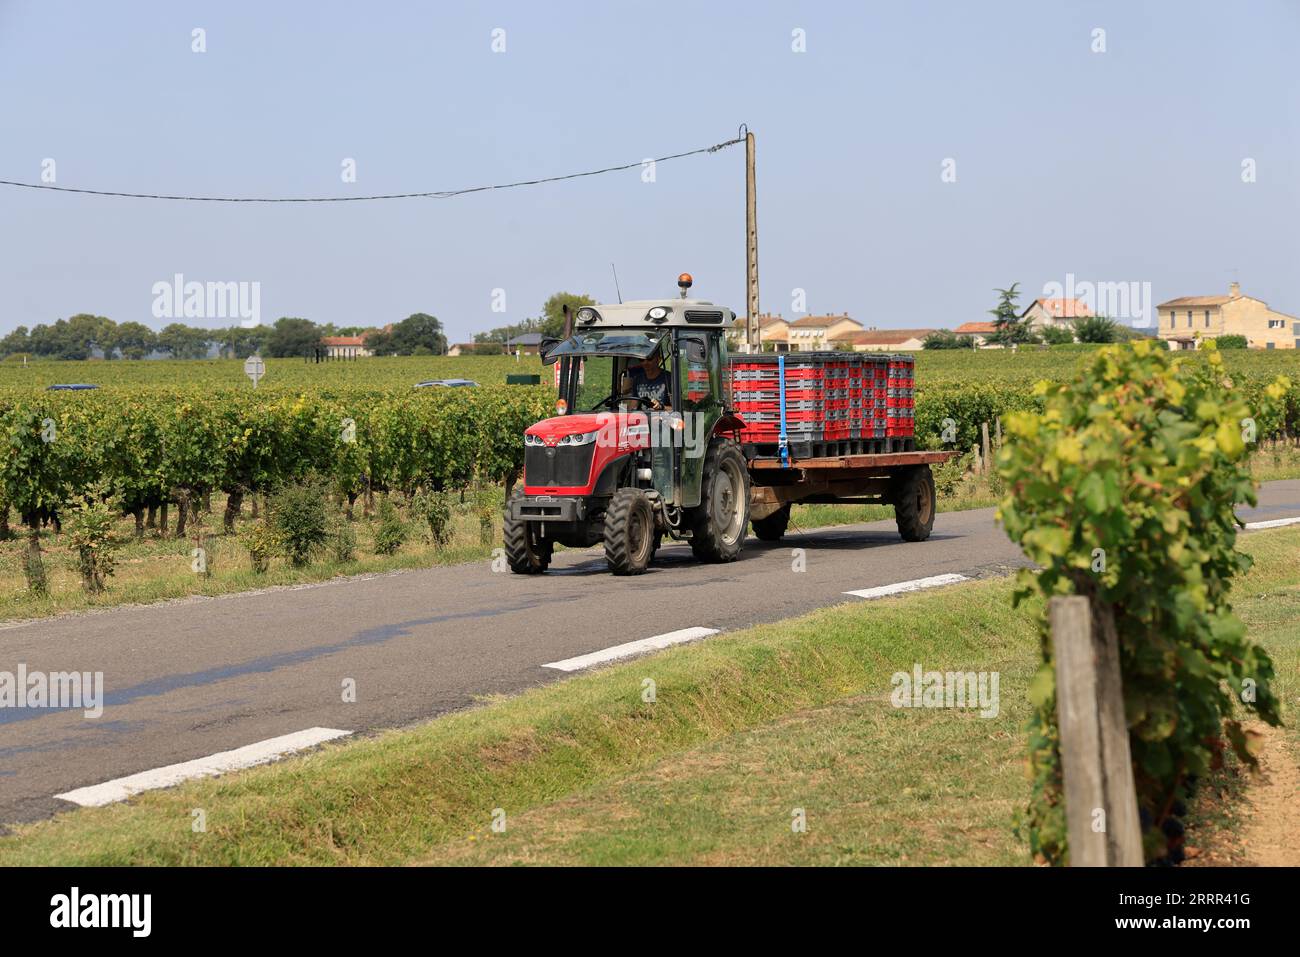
[321,336,367,346]
[839,329,936,345]
[1157,296,1231,307]
[1025,298,1094,319]
[788,313,861,329]
[954,321,999,334]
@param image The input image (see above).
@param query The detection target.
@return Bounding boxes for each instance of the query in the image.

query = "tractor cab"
[505,275,750,576]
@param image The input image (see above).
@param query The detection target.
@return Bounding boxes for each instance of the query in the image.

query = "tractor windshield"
[542,330,664,362]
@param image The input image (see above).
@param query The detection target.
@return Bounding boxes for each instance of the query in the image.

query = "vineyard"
[3,348,1299,540]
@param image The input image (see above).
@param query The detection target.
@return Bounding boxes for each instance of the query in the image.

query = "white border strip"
[543,627,720,672]
[55,727,352,807]
[1244,516,1300,530]
[844,573,969,600]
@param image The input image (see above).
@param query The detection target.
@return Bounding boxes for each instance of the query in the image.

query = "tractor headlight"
[576,307,600,324]
[524,433,544,447]
[558,430,599,447]
[646,306,670,322]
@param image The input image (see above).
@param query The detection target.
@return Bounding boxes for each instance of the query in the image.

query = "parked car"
[46,384,98,391]
[414,378,479,388]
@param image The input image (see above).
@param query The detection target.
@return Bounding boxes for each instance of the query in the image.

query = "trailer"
[745,448,953,544]
[503,275,952,575]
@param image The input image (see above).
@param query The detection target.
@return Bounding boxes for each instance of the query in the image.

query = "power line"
[0,133,744,203]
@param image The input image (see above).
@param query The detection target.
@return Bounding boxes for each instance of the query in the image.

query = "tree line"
[0,313,448,361]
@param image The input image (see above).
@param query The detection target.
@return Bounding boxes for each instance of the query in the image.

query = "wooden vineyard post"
[1050,595,1144,866]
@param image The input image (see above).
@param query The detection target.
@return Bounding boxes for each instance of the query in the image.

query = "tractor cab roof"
[574,299,735,330]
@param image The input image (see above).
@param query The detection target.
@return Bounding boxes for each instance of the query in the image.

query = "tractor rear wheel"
[689,440,750,563]
[604,488,655,575]
[892,465,936,542]
[751,503,790,542]
[503,490,553,573]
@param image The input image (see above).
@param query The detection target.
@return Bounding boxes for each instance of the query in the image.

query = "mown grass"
[3,527,1295,867]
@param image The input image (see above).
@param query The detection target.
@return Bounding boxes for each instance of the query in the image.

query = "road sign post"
[244,355,265,388]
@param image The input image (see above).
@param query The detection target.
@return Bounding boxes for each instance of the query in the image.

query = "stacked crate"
[728,352,915,447]
[859,354,889,439]
[730,355,826,445]
[886,354,915,437]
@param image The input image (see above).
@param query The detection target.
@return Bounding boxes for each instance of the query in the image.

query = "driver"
[622,352,671,411]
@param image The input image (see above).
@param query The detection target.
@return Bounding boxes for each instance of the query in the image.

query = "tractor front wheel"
[503,491,553,574]
[689,440,750,563]
[604,488,655,575]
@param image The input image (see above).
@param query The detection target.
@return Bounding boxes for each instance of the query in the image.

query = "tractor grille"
[525,445,595,488]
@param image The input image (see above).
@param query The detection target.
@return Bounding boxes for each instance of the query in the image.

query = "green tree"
[108,322,158,359]
[0,325,30,356]
[215,324,268,359]
[266,317,322,358]
[389,312,447,355]
[1071,315,1119,344]
[922,330,976,350]
[1039,324,1075,346]
[540,292,596,337]
[988,284,1033,345]
[1213,334,1248,350]
[158,323,211,359]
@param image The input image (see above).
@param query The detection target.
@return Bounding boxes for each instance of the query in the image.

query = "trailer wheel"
[750,503,791,542]
[503,491,553,574]
[689,440,750,563]
[605,488,655,575]
[893,465,936,542]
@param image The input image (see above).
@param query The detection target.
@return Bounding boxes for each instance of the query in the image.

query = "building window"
[1204,310,1210,327]
[1187,311,1193,328]
[1266,342,1275,350]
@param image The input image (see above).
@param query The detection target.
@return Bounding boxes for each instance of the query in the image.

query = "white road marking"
[54,727,353,807]
[1244,515,1300,530]
[543,627,721,672]
[844,573,970,600]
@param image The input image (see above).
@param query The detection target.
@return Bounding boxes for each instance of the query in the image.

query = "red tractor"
[503,275,948,575]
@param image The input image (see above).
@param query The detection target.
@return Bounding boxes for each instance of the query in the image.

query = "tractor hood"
[525,412,651,450]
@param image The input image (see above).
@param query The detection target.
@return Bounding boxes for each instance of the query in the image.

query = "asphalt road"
[3,480,1299,826]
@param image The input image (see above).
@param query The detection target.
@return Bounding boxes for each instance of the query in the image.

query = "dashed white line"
[54,727,352,807]
[543,627,721,672]
[844,573,970,600]
[1244,515,1300,530]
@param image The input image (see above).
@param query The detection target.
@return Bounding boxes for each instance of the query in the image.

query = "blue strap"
[778,353,789,468]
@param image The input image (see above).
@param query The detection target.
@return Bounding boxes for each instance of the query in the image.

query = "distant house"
[731,313,792,350]
[1020,298,1093,331]
[320,334,373,358]
[1157,282,1299,350]
[785,313,864,351]
[505,333,545,355]
[837,328,937,352]
[953,321,1000,346]
[446,343,477,357]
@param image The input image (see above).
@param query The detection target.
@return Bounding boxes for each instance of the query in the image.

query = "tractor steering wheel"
[600,393,653,410]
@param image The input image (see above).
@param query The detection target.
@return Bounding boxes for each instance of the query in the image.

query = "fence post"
[981,421,991,472]
[1050,595,1144,866]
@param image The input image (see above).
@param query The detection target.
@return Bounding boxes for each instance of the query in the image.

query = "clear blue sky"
[2,0,1297,341]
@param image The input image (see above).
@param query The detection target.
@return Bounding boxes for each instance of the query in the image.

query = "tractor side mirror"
[539,336,561,364]
[681,337,707,363]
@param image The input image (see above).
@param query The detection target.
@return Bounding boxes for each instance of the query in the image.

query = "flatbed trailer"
[743,449,957,542]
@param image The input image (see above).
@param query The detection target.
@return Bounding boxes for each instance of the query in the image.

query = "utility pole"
[744,128,760,352]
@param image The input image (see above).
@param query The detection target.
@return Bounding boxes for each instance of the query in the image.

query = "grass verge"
[3,526,1295,866]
